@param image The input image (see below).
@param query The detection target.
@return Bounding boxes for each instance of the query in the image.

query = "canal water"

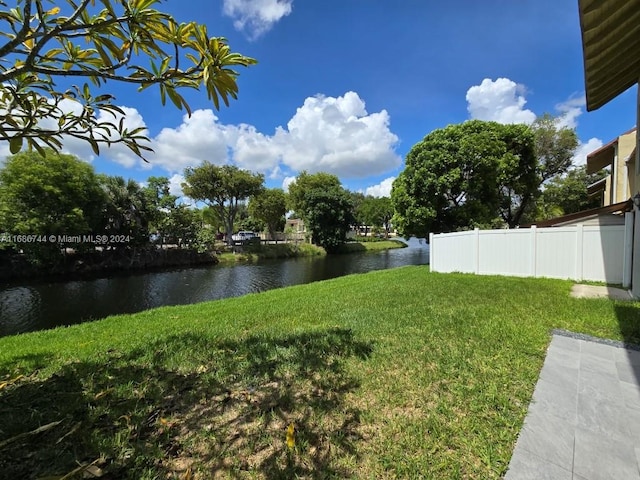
[0,238,428,337]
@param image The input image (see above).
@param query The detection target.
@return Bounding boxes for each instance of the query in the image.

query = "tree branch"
[0,0,33,58]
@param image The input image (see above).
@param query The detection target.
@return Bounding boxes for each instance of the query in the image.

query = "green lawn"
[0,267,638,479]
[336,239,407,253]
[216,241,326,264]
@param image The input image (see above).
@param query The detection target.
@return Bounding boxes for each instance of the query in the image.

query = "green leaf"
[9,136,22,154]
[88,137,100,156]
[166,86,186,112]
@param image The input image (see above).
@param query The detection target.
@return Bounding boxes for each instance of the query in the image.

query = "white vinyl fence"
[429,223,633,285]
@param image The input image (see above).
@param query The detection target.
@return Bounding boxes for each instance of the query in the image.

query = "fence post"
[623,211,634,289]
[530,226,537,277]
[575,224,584,281]
[474,228,480,274]
[429,232,434,270]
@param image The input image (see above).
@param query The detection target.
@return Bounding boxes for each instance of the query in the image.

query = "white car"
[231,231,259,242]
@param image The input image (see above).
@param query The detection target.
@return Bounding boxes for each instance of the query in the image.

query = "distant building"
[285,218,305,233]
[284,218,306,242]
[586,127,637,206]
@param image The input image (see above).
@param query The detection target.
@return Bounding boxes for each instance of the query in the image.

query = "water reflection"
[0,239,428,336]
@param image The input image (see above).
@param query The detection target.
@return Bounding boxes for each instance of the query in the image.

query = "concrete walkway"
[505,331,640,479]
[570,284,635,301]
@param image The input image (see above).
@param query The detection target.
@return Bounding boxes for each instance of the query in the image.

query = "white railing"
[429,222,632,285]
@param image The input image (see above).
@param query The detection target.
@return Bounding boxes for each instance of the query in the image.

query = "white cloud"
[13,91,401,181]
[150,109,229,172]
[365,177,396,198]
[226,123,281,171]
[223,0,293,39]
[282,176,296,191]
[555,96,586,129]
[273,92,401,177]
[572,137,603,166]
[150,91,400,179]
[466,78,536,125]
[168,174,186,197]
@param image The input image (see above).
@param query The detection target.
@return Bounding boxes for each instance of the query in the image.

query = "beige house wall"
[633,85,639,299]
[593,130,636,206]
[630,156,636,196]
[618,130,636,201]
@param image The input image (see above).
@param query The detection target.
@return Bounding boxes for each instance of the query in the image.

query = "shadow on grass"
[0,327,372,479]
[614,303,640,346]
[334,243,366,254]
[614,303,640,388]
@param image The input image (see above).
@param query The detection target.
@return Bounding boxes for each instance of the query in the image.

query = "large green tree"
[0,149,104,262]
[534,166,607,220]
[182,163,264,246]
[360,196,394,238]
[287,171,342,219]
[99,174,151,246]
[392,120,537,236]
[532,114,579,185]
[143,176,177,245]
[287,172,354,252]
[248,188,287,241]
[350,191,367,235]
[304,187,355,253]
[0,0,255,158]
[142,176,203,248]
[515,114,581,221]
[163,204,201,248]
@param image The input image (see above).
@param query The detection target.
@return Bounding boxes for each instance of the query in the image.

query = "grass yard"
[0,267,638,479]
[215,242,326,264]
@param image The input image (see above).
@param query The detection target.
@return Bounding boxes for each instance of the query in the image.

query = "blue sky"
[7,0,638,197]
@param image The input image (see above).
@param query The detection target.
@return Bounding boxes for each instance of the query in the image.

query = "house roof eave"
[521,199,632,228]
[579,0,640,111]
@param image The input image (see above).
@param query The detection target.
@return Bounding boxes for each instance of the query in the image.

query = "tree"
[182,163,264,246]
[360,196,394,237]
[164,204,201,248]
[495,124,538,227]
[0,149,104,263]
[350,191,367,235]
[0,0,256,159]
[248,188,287,240]
[392,120,537,236]
[143,176,177,245]
[511,114,581,222]
[287,171,342,219]
[239,215,265,234]
[532,114,579,185]
[534,166,607,220]
[99,174,151,246]
[287,172,354,252]
[304,187,355,253]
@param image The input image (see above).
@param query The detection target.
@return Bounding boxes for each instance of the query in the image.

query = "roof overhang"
[522,200,632,228]
[579,0,640,111]
[586,142,615,173]
[587,177,608,196]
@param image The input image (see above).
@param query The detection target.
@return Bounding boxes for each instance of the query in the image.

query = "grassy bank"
[214,239,405,264]
[335,238,407,253]
[1,268,638,479]
[215,242,325,264]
